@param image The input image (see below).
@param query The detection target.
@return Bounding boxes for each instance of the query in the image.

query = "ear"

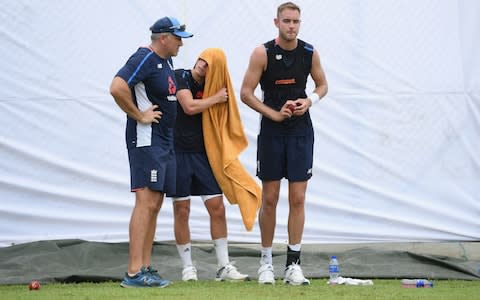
[159,33,169,45]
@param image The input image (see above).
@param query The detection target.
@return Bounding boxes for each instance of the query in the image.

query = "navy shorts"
[257,134,314,181]
[127,146,176,194]
[167,152,222,198]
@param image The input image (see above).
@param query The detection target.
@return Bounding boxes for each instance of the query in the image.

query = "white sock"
[260,247,273,265]
[176,243,193,268]
[213,238,229,268]
[127,271,140,277]
[288,244,302,251]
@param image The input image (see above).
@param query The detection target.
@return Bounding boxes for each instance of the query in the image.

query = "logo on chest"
[168,76,176,95]
[275,78,296,85]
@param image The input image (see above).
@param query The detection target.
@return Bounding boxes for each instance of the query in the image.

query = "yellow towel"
[199,48,261,231]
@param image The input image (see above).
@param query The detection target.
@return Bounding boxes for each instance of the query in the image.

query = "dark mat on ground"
[1,240,479,284]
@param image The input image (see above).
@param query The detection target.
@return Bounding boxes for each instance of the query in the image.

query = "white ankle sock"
[213,238,229,268]
[176,243,193,268]
[288,244,302,251]
[260,247,273,265]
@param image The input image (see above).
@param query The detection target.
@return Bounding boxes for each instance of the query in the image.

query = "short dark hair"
[277,2,301,17]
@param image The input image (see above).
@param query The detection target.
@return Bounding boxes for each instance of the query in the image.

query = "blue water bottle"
[328,255,340,284]
[401,279,434,288]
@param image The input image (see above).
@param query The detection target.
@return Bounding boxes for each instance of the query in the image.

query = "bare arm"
[240,45,293,122]
[309,48,328,101]
[291,49,328,116]
[177,87,228,116]
[109,76,162,124]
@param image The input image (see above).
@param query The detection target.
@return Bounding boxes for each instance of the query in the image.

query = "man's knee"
[174,203,190,222]
[210,203,226,220]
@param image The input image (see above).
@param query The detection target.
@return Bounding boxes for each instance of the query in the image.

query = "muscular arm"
[240,45,293,122]
[291,49,328,116]
[110,76,161,124]
[309,49,328,101]
[177,87,227,116]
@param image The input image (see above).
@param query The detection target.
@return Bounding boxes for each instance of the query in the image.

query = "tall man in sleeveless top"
[240,2,328,285]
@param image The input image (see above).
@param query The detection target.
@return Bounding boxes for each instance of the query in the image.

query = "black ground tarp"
[1,240,479,284]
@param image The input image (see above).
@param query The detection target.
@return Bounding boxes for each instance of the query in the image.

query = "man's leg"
[283,180,310,285]
[205,195,249,281]
[173,199,194,268]
[205,196,229,267]
[259,180,281,248]
[287,181,307,246]
[173,199,192,245]
[128,187,163,275]
[173,198,197,281]
[204,195,227,241]
[143,193,162,267]
[256,181,281,284]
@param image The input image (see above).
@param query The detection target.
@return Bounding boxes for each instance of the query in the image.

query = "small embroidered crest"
[150,169,158,182]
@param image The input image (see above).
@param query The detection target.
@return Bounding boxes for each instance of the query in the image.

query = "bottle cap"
[331,255,336,259]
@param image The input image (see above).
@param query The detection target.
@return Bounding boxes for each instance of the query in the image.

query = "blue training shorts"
[167,152,222,198]
[127,146,176,194]
[256,134,314,181]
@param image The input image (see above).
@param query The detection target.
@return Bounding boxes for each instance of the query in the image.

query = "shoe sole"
[283,280,310,286]
[157,282,171,288]
[120,282,171,288]
[215,277,250,282]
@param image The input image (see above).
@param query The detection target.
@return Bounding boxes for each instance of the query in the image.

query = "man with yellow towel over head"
[167,48,261,281]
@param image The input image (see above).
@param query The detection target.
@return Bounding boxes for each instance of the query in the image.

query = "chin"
[281,34,297,41]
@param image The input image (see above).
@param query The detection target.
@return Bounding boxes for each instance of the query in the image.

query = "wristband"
[308,92,320,104]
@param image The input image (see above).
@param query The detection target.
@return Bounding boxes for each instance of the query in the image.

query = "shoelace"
[217,262,237,277]
[146,266,164,280]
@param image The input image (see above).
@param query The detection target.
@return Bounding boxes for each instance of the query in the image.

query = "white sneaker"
[258,264,275,284]
[215,262,249,281]
[182,266,198,281]
[283,263,310,285]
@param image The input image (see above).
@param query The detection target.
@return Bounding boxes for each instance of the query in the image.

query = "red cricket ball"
[28,280,41,290]
[287,104,296,112]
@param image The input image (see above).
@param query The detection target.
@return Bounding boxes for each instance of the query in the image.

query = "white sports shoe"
[215,262,249,281]
[283,263,310,285]
[182,266,198,281]
[258,263,275,284]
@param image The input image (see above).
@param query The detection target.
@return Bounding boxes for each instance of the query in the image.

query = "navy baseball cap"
[150,17,193,38]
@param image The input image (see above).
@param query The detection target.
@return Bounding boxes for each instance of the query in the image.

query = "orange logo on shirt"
[275,78,296,85]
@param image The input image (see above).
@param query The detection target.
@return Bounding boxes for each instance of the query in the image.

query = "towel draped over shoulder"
[199,48,261,231]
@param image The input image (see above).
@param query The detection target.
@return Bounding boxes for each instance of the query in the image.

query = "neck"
[191,69,204,84]
[149,43,168,59]
[277,37,298,51]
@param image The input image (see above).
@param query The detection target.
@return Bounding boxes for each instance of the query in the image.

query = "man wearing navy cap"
[150,16,194,38]
[110,16,193,288]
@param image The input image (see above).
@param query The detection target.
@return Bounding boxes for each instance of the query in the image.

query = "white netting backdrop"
[0,0,479,247]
